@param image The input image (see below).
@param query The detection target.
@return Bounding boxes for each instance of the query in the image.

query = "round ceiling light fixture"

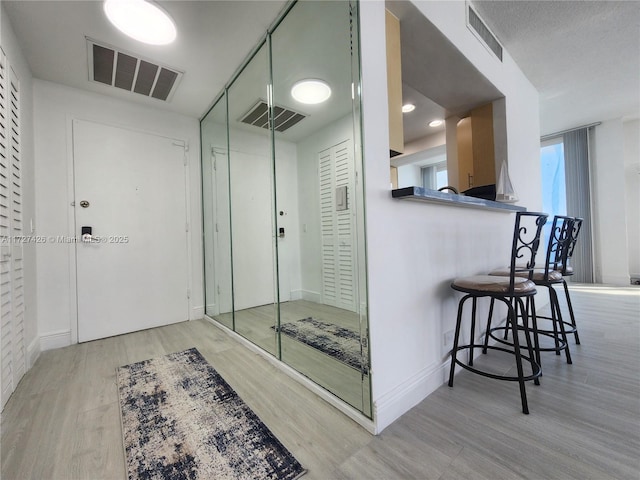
[291,79,332,105]
[429,119,444,127]
[402,104,416,113]
[104,0,177,45]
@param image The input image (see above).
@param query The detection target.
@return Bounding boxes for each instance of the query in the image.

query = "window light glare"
[402,104,416,113]
[291,79,332,105]
[429,119,443,127]
[104,0,177,45]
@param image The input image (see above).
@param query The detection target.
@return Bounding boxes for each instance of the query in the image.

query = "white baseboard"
[289,290,303,301]
[300,290,321,303]
[373,362,445,433]
[27,336,41,369]
[601,274,632,286]
[40,330,72,351]
[191,305,204,320]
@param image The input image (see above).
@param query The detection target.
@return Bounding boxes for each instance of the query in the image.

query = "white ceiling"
[3,0,639,136]
[473,0,640,136]
[3,0,287,119]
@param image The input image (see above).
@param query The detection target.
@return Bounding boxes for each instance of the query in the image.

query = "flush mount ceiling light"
[291,79,331,105]
[104,0,177,45]
[402,104,416,113]
[429,119,444,127]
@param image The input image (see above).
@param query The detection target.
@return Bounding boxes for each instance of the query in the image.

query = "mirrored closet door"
[201,0,370,417]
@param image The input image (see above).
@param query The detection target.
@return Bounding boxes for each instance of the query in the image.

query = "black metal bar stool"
[558,218,583,344]
[448,211,548,414]
[487,215,575,369]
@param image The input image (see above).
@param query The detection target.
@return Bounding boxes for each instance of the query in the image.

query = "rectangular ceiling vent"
[466,3,503,62]
[239,100,307,133]
[87,38,183,101]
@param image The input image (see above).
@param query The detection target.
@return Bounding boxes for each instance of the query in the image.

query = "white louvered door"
[0,49,25,410]
[0,48,12,409]
[319,140,356,312]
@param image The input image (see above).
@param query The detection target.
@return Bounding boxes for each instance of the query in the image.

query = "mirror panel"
[271,0,370,414]
[227,43,278,355]
[201,0,370,418]
[201,94,233,329]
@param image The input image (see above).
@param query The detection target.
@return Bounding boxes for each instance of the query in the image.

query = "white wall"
[623,119,639,282]
[397,130,446,159]
[1,5,38,368]
[592,119,631,285]
[33,80,203,349]
[359,0,541,432]
[396,163,422,189]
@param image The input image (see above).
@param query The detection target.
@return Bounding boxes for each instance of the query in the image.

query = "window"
[540,138,566,246]
[540,138,566,218]
[421,161,448,190]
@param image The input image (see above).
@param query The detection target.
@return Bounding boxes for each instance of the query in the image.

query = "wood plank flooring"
[1,285,639,479]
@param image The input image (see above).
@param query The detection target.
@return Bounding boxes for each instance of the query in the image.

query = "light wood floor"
[1,285,639,479]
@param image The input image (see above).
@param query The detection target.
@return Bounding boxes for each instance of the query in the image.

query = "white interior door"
[73,120,189,343]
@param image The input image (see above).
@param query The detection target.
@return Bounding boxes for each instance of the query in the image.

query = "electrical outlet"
[444,329,455,346]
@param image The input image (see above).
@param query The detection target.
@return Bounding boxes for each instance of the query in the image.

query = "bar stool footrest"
[534,314,578,335]
[452,344,541,382]
[488,326,568,353]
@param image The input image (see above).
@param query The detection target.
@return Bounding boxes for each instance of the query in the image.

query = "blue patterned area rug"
[117,348,306,480]
[276,318,369,374]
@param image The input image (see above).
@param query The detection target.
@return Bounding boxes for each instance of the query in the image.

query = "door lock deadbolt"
[80,200,90,208]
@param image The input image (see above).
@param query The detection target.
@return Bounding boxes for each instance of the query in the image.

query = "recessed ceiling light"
[291,79,332,104]
[402,104,416,113]
[104,0,177,45]
[429,119,443,127]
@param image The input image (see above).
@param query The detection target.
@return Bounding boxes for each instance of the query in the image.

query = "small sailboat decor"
[496,160,519,203]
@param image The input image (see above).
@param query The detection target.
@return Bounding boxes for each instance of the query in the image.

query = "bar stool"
[558,218,583,344]
[448,211,547,414]
[487,215,575,369]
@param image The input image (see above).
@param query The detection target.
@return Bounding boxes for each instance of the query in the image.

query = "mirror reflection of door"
[201,95,233,330]
[227,43,279,356]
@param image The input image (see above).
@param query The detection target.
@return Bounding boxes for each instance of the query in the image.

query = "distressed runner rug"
[117,347,306,480]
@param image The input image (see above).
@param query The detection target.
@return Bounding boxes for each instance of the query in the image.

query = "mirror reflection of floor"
[212,300,370,414]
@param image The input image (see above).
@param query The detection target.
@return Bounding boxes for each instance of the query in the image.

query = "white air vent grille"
[87,39,182,101]
[467,4,503,62]
[239,100,307,133]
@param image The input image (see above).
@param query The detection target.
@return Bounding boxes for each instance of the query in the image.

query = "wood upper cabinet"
[456,117,474,190]
[386,9,404,157]
[456,102,496,190]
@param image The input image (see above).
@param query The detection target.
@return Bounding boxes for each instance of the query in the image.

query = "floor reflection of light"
[568,284,640,296]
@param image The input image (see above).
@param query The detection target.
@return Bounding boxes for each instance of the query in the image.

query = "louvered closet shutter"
[8,68,25,387]
[0,48,14,408]
[319,140,356,312]
[0,50,25,409]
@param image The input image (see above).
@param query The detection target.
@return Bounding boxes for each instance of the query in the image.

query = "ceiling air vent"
[467,3,503,62]
[87,38,182,101]
[239,100,307,133]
